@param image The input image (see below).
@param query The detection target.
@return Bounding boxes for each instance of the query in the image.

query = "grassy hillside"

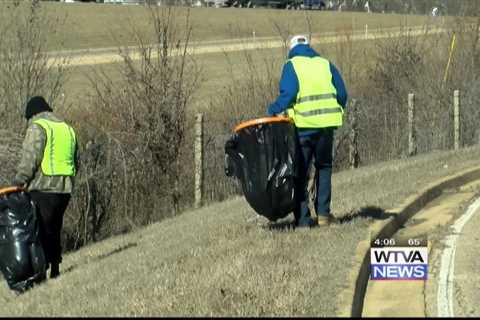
[0,146,479,316]
[1,3,477,315]
[1,2,434,51]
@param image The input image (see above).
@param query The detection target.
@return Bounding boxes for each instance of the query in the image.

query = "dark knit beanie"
[25,96,53,120]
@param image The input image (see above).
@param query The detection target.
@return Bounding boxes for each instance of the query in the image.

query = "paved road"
[46,25,448,68]
[445,197,480,317]
[362,179,480,317]
[362,189,477,317]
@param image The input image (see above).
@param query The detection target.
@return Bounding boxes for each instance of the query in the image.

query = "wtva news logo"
[370,247,428,281]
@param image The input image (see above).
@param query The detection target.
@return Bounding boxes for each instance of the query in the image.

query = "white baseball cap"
[289,34,309,50]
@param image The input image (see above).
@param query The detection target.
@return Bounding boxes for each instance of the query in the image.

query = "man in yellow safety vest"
[267,35,348,228]
[13,96,78,278]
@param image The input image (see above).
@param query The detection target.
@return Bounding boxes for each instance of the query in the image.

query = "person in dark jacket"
[13,96,78,278]
[267,35,348,228]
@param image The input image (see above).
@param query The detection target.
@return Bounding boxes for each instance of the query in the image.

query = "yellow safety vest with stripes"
[287,56,344,128]
[33,118,77,177]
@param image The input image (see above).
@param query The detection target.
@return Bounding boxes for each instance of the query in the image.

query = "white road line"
[437,196,480,317]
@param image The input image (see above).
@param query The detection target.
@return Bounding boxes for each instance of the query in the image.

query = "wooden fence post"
[408,93,417,157]
[194,113,203,209]
[454,90,460,151]
[349,99,359,169]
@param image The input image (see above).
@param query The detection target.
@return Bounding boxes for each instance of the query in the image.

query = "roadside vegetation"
[0,146,479,316]
[0,1,479,315]
[0,1,70,184]
[201,12,480,201]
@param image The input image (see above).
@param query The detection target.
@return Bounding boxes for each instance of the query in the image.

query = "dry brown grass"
[1,4,478,315]
[0,146,478,316]
[17,2,433,51]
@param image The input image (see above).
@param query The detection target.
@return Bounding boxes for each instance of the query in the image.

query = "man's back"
[15,111,77,194]
[267,42,347,124]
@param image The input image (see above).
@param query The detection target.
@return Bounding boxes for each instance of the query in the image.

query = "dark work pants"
[29,192,71,266]
[294,128,334,227]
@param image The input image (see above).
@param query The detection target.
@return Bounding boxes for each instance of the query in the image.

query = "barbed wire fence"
[2,88,478,210]
[193,89,480,208]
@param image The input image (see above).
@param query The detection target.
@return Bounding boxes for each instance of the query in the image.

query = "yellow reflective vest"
[33,118,77,176]
[287,56,344,128]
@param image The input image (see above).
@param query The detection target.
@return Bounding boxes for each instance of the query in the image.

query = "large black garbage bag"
[225,117,297,221]
[0,188,46,293]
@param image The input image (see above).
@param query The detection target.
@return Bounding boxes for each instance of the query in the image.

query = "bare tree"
[0,1,69,185]
[0,1,69,131]
[76,4,201,246]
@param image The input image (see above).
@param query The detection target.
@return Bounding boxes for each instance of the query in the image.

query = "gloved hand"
[11,176,26,188]
[267,111,287,117]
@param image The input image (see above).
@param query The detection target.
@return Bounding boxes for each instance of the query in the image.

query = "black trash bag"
[225,118,297,221]
[0,189,46,293]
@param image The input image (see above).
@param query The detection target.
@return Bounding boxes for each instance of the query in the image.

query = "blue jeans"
[294,129,334,226]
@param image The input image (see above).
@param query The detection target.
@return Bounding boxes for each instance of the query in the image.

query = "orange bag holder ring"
[0,187,24,196]
[234,116,292,133]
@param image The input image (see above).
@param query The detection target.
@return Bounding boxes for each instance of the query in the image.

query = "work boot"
[50,263,60,279]
[294,217,317,231]
[317,214,333,226]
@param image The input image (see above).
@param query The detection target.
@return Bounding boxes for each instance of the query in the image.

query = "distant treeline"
[39,0,480,16]
[349,0,480,15]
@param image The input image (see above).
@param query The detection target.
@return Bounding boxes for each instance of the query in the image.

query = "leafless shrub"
[0,132,23,186]
[330,22,361,169]
[200,47,282,203]
[349,14,480,166]
[0,1,69,132]
[446,16,480,147]
[65,4,201,249]
[0,1,69,186]
[363,28,428,160]
[200,14,480,200]
[352,25,445,163]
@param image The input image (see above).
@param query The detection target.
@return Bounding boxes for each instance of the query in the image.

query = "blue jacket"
[267,44,348,135]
